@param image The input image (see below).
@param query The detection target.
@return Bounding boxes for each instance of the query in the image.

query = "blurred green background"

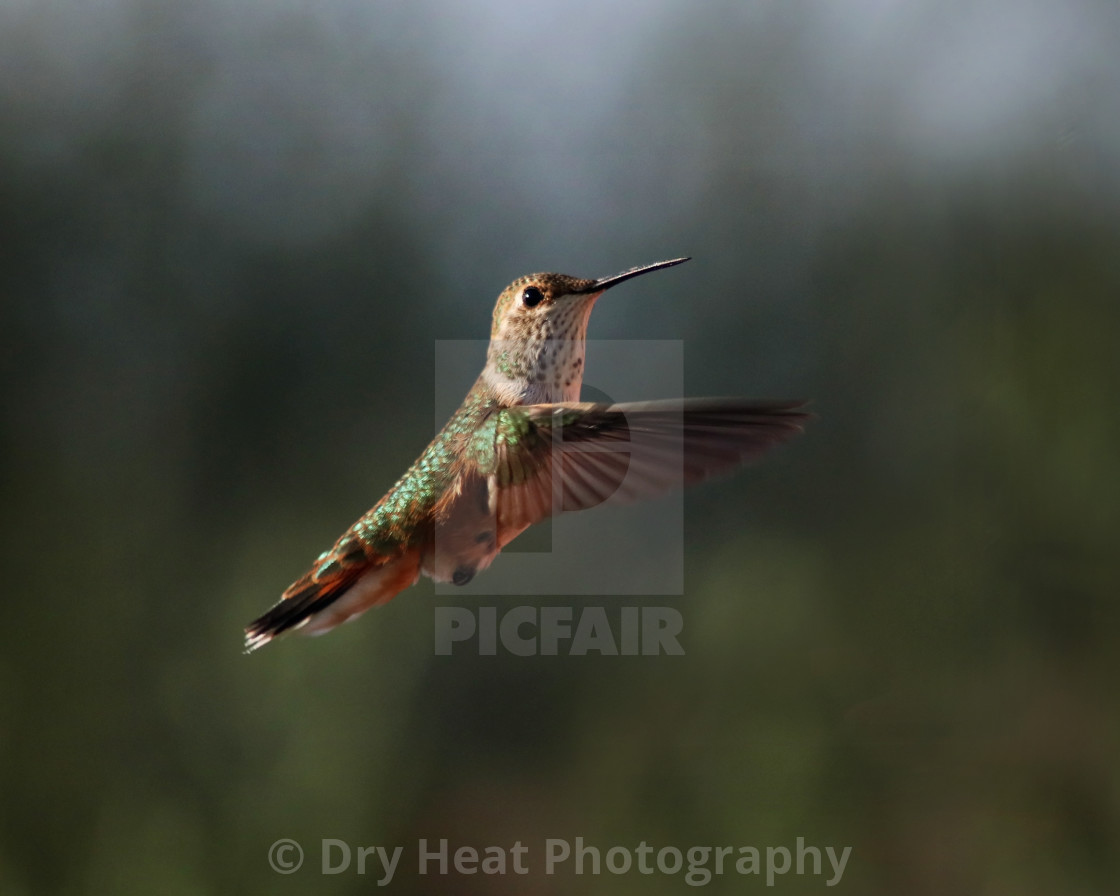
[2,1,1118,893]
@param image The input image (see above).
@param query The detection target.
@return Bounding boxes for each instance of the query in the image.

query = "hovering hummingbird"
[245,258,807,651]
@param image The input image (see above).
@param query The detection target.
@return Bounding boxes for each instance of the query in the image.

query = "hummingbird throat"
[483,299,598,404]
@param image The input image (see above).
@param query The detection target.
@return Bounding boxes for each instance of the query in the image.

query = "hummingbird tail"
[244,547,421,652]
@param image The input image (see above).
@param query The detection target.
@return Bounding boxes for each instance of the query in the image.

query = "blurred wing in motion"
[481,398,809,544]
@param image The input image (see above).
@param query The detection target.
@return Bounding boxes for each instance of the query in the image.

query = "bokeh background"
[3,0,1119,893]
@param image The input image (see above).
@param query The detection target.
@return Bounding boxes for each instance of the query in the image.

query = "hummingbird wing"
[478,398,808,542]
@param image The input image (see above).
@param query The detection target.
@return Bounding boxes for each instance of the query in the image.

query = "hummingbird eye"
[521,286,544,308]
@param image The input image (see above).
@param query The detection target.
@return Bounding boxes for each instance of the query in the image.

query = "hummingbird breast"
[482,341,585,404]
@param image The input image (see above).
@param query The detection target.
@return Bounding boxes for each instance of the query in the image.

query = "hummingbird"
[245,257,807,651]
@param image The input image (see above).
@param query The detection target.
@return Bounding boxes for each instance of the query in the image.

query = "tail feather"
[244,526,420,652]
[244,565,367,652]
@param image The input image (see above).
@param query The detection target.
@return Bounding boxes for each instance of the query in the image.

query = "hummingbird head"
[483,257,689,404]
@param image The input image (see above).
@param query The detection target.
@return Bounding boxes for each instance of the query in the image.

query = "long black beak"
[579,257,691,293]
